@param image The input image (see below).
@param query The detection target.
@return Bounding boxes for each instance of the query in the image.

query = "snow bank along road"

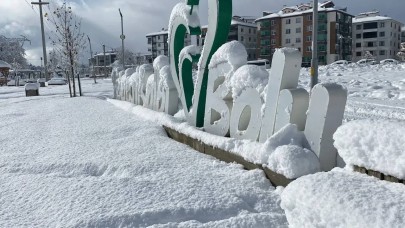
[0,80,287,227]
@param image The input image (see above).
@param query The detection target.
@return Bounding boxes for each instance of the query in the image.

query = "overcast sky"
[1,0,404,66]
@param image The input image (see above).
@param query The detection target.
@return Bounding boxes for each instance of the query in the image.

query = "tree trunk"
[69,49,76,97]
[77,73,82,96]
[66,71,72,97]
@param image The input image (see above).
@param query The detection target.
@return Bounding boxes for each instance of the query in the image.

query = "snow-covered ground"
[0,79,287,227]
[1,61,405,227]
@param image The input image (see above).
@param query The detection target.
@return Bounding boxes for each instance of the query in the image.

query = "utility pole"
[103,44,107,78]
[119,8,125,71]
[31,0,49,81]
[87,35,96,84]
[310,0,319,88]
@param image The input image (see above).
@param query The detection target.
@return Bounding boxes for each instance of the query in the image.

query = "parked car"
[380,59,399,65]
[357,59,378,65]
[37,78,48,87]
[47,77,67,85]
[330,60,349,66]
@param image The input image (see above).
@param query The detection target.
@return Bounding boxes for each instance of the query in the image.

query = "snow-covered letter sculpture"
[113,0,348,172]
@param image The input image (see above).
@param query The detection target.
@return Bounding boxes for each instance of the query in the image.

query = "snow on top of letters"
[168,2,200,38]
[208,41,247,70]
[153,55,170,72]
[228,64,269,99]
[179,45,201,62]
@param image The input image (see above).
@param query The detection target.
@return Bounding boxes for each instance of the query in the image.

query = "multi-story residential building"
[256,1,353,66]
[352,11,403,62]
[198,16,258,61]
[90,51,117,76]
[146,29,191,60]
[401,26,405,43]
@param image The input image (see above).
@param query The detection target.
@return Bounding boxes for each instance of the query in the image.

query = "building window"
[271,31,276,36]
[356,52,362,56]
[271,39,275,45]
[379,50,386,55]
[306,35,312,41]
[241,28,244,33]
[379,41,385,46]
[241,36,244,41]
[271,20,275,26]
[306,46,312,52]
[356,43,361,48]
[286,29,291,34]
[286,38,291,44]
[356,24,362,30]
[356,34,361,38]
[307,25,313,31]
[380,22,385,28]
[296,17,301,23]
[147,38,152,44]
[298,47,301,52]
[296,27,301,33]
[363,22,378,30]
[380,32,385,37]
[307,15,313,21]
[249,37,251,42]
[363,32,377,39]
[367,42,374,47]
[296,38,301,43]
[249,28,251,34]
[286,19,291,24]
[158,43,161,47]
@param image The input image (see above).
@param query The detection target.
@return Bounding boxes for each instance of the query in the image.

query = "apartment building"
[352,11,403,62]
[146,30,191,60]
[90,51,117,76]
[256,1,353,66]
[401,26,405,43]
[198,16,258,61]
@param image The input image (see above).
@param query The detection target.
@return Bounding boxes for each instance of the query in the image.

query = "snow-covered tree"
[115,48,135,67]
[364,51,374,60]
[0,35,28,68]
[45,1,86,97]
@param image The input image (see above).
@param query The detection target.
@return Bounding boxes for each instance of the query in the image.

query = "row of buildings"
[145,1,404,65]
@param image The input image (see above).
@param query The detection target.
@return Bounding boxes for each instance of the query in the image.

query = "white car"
[330,60,349,66]
[380,59,399,65]
[47,77,67,85]
[357,59,378,65]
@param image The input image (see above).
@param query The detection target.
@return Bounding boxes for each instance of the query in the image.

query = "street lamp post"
[31,0,49,81]
[310,0,319,89]
[87,35,96,84]
[119,8,125,71]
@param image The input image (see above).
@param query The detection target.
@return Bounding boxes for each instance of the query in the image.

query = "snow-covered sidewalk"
[0,81,287,227]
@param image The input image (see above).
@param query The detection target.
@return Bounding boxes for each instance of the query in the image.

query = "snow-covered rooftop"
[353,15,393,23]
[255,2,349,22]
[0,60,11,69]
[146,30,168,37]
